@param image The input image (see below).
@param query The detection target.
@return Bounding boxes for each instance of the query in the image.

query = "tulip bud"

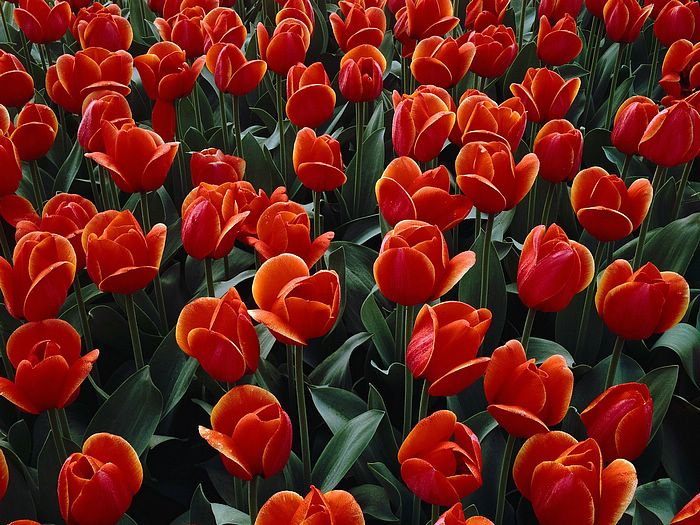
[611,96,659,156]
[536,14,583,66]
[465,0,508,31]
[14,0,71,43]
[538,0,582,21]
[603,0,653,42]
[510,67,581,122]
[257,486,364,524]
[638,100,700,167]
[394,0,459,57]
[411,36,475,88]
[190,148,246,186]
[11,103,58,161]
[654,0,700,46]
[0,50,34,108]
[533,119,583,183]
[467,24,518,78]
[330,2,386,51]
[205,43,267,97]
[293,128,346,191]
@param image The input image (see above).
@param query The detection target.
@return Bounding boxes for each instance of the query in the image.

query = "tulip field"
[1,0,700,522]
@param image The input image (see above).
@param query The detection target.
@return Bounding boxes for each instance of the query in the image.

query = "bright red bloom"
[275,0,315,30]
[659,39,700,103]
[644,0,676,18]
[654,0,700,46]
[611,95,659,156]
[398,410,482,506]
[190,147,245,186]
[205,42,267,97]
[537,14,582,66]
[373,220,476,306]
[672,493,700,524]
[72,3,133,51]
[394,0,459,57]
[14,0,71,43]
[257,19,311,75]
[603,0,653,42]
[155,7,207,59]
[176,288,259,382]
[411,36,475,88]
[466,24,518,78]
[78,92,134,153]
[0,135,22,197]
[293,127,346,192]
[638,100,700,166]
[286,62,336,129]
[585,0,607,17]
[59,433,143,525]
[231,182,289,241]
[202,6,246,50]
[339,54,384,102]
[256,486,364,525]
[330,2,386,51]
[10,103,58,161]
[510,67,581,122]
[464,0,508,31]
[455,90,527,150]
[0,319,98,414]
[596,260,690,340]
[538,0,582,21]
[0,51,34,108]
[435,504,494,525]
[533,119,583,183]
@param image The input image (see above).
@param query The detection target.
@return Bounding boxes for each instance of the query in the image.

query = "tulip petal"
[373,247,436,306]
[598,459,637,525]
[256,491,304,524]
[487,404,549,437]
[252,253,309,310]
[513,430,579,498]
[530,461,596,525]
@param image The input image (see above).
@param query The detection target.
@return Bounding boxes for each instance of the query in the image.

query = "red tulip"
[257,18,311,75]
[411,36,475,88]
[611,96,659,156]
[394,0,459,56]
[639,100,700,166]
[14,0,71,43]
[190,148,245,186]
[585,0,607,17]
[275,0,314,30]
[659,39,700,103]
[10,103,58,161]
[339,54,384,102]
[202,6,247,49]
[286,62,336,129]
[78,92,134,153]
[455,90,527,150]
[672,493,700,524]
[536,14,583,66]
[466,24,518,78]
[510,67,581,122]
[0,50,34,108]
[533,119,583,183]
[538,0,582,21]
[654,0,700,46]
[435,504,494,525]
[644,0,677,19]
[0,135,22,197]
[256,486,364,525]
[603,0,653,42]
[229,182,289,242]
[464,0,508,31]
[205,43,267,97]
[72,3,133,51]
[293,127,346,192]
[155,7,207,59]
[330,2,386,51]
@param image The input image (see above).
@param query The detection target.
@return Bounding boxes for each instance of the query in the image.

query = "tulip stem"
[0,329,13,381]
[517,0,529,48]
[604,336,625,389]
[58,408,71,441]
[48,408,68,461]
[474,210,481,239]
[606,44,625,129]
[294,345,311,484]
[541,182,556,225]
[411,495,421,525]
[395,304,406,363]
[574,240,605,361]
[0,5,10,41]
[219,89,230,154]
[124,293,145,370]
[646,37,661,98]
[73,278,94,351]
[204,258,215,297]
[582,25,603,126]
[0,222,11,261]
[584,17,600,72]
[432,504,440,524]
[480,213,494,308]
[620,154,632,182]
[97,168,111,210]
[521,308,536,352]
[672,160,693,219]
[192,82,203,134]
[495,433,516,525]
[632,165,666,269]
[276,74,288,186]
[140,191,169,333]
[248,476,258,524]
[353,101,365,216]
[233,96,244,157]
[313,190,322,240]
[402,305,415,440]
[29,160,45,209]
[417,379,429,421]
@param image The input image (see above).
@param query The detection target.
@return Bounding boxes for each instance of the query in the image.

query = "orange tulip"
[230,182,289,242]
[293,127,346,192]
[191,147,245,186]
[85,122,179,193]
[14,0,71,43]
[596,260,690,340]
[510,67,581,123]
[46,47,133,115]
[571,167,653,241]
[276,0,315,29]
[603,0,653,42]
[199,384,292,479]
[484,340,572,437]
[176,288,259,382]
[407,301,491,396]
[533,119,583,183]
[660,39,700,102]
[466,24,518,78]
[252,201,333,268]
[538,0,582,21]
[257,18,311,75]
[536,14,582,66]
[155,7,207,59]
[513,431,637,525]
[518,224,594,312]
[286,62,336,129]
[455,90,527,150]
[59,433,143,525]
[672,493,700,524]
[611,96,659,156]
[373,220,475,306]
[655,0,700,46]
[456,140,539,214]
[82,210,167,294]
[330,2,386,52]
[206,43,267,97]
[581,382,653,462]
[0,135,22,197]
[158,0,219,19]
[411,36,475,88]
[464,0,508,31]
[0,232,76,321]
[339,54,384,102]
[0,319,99,414]
[394,0,459,57]
[256,486,364,525]
[0,51,34,108]
[72,3,133,51]
[398,410,482,506]
[181,182,250,259]
[78,92,134,153]
[638,100,700,166]
[376,156,471,231]
[10,103,58,161]
[436,504,494,525]
[0,449,6,502]
[202,6,247,49]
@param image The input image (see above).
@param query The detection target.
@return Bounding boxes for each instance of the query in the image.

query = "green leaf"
[37,431,80,523]
[310,385,367,434]
[52,140,84,194]
[572,353,644,409]
[527,337,575,366]
[312,410,384,491]
[0,444,37,522]
[309,332,373,387]
[638,365,678,440]
[652,323,700,387]
[327,246,347,319]
[342,127,385,218]
[367,462,411,511]
[464,410,498,441]
[635,479,689,525]
[150,329,199,418]
[84,366,163,455]
[350,485,399,522]
[189,485,217,525]
[641,213,700,274]
[361,293,395,368]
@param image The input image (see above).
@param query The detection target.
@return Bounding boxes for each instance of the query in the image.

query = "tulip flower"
[374,220,475,306]
[659,39,700,103]
[256,486,364,525]
[330,2,386,51]
[158,0,219,19]
[286,62,336,129]
[232,183,289,241]
[59,433,143,525]
[454,91,526,150]
[0,319,99,414]
[13,0,71,43]
[394,0,459,57]
[585,0,607,17]
[533,119,583,183]
[82,210,167,295]
[538,0,582,21]
[0,51,34,108]
[249,253,340,345]
[536,14,583,66]
[257,18,311,75]
[596,259,690,340]
[205,43,267,97]
[410,36,475,88]
[407,301,491,396]
[456,140,539,214]
[672,493,700,524]
[10,103,58,162]
[655,0,700,46]
[464,0,508,30]
[603,0,653,42]
[339,54,384,102]
[467,24,518,79]
[0,135,22,197]
[376,157,471,231]
[177,288,259,382]
[638,100,700,167]
[72,3,133,51]
[78,92,134,154]
[436,504,494,525]
[191,148,245,186]
[398,410,482,506]
[199,384,292,479]
[293,128,346,192]
[611,96,659,156]
[276,0,315,29]
[571,167,653,242]
[0,232,76,321]
[510,67,581,122]
[202,6,247,49]
[513,431,637,525]
[155,7,207,59]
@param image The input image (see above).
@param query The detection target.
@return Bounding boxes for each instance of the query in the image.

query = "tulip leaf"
[0,443,38,522]
[661,396,700,495]
[361,293,395,368]
[572,353,644,409]
[635,479,689,525]
[349,484,399,522]
[189,484,217,525]
[242,132,284,194]
[37,431,80,523]
[639,365,679,441]
[527,337,575,366]
[367,461,412,515]
[327,245,347,319]
[149,329,199,419]
[342,127,385,217]
[84,366,163,455]
[652,323,700,388]
[310,385,367,434]
[52,140,84,194]
[639,213,700,274]
[312,409,384,492]
[117,515,138,525]
[309,332,373,387]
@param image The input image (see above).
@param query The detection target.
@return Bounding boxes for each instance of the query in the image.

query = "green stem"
[276,75,288,185]
[29,160,45,209]
[313,190,322,239]
[219,89,230,154]
[233,95,243,156]
[480,213,494,308]
[48,408,67,461]
[139,190,151,229]
[402,56,410,94]
[97,167,110,210]
[494,434,516,525]
[191,82,203,134]
[620,154,632,182]
[521,308,536,352]
[204,257,215,297]
[632,165,666,269]
[0,4,11,41]
[402,305,415,440]
[234,477,244,513]
[0,221,11,261]
[107,174,120,210]
[672,161,693,219]
[294,345,311,484]
[432,504,440,524]
[176,99,189,201]
[604,336,625,389]
[248,476,258,524]
[140,191,168,333]
[411,495,421,525]
[417,379,429,421]
[518,0,529,48]
[582,26,603,126]
[58,407,71,441]
[606,44,625,128]
[646,37,660,98]
[527,178,538,231]
[224,255,231,280]
[85,157,103,210]
[541,182,556,225]
[474,210,481,239]
[584,17,600,71]
[574,241,605,360]
[124,293,144,370]
[73,278,94,351]
[353,101,365,216]
[395,304,406,363]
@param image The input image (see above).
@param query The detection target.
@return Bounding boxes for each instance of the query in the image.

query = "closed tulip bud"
[672,494,700,524]
[485,340,573,436]
[202,6,247,50]
[407,301,491,396]
[257,19,311,75]
[660,40,700,103]
[72,3,133,51]
[330,2,386,51]
[250,253,340,345]
[538,0,582,22]
[510,67,581,122]
[603,0,653,42]
[536,14,583,66]
[436,505,494,525]
[514,431,637,525]
[456,140,539,214]
[191,148,245,186]
[14,0,70,43]
[286,62,336,129]
[78,92,134,153]
[59,433,143,525]
[0,232,76,321]
[0,136,22,197]
[638,100,700,167]
[571,167,653,241]
[398,410,482,506]
[0,51,34,108]
[374,220,475,305]
[339,55,384,102]
[0,320,99,414]
[611,96,659,155]
[154,7,207,59]
[394,0,459,56]
[644,0,676,19]
[256,486,364,525]
[82,210,167,294]
[411,36,475,88]
[293,127,346,191]
[596,260,690,340]
[177,288,259,382]
[655,0,700,46]
[376,157,471,231]
[252,201,334,268]
[518,224,594,312]
[533,119,583,183]
[205,43,267,97]
[464,0,508,31]
[11,103,58,161]
[455,91,527,150]
[467,24,518,78]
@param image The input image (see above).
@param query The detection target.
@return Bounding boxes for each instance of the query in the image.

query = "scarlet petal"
[530,461,596,525]
[487,404,549,437]
[373,247,436,306]
[256,491,304,524]
[598,459,637,525]
[512,430,578,498]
